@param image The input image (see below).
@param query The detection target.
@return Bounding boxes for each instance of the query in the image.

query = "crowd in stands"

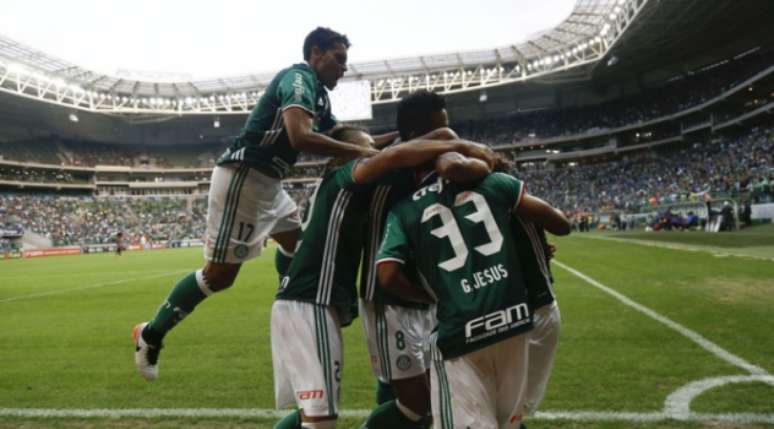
[0,47,772,247]
[1,49,770,170]
[0,125,770,248]
[0,195,206,247]
[455,48,773,145]
[0,167,79,183]
[0,138,227,169]
[515,128,773,213]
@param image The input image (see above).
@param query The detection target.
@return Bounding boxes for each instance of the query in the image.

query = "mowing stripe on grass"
[0,269,189,303]
[1,408,773,423]
[554,260,769,376]
[577,234,774,262]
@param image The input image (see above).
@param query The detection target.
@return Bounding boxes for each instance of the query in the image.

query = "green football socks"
[143,270,209,346]
[360,400,427,429]
[376,380,394,405]
[274,409,301,429]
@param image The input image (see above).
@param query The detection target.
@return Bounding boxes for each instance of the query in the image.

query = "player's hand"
[492,153,512,172]
[456,141,497,169]
[545,242,557,259]
[360,147,380,157]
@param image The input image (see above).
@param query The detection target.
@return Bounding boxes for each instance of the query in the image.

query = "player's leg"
[272,300,342,428]
[495,334,530,429]
[364,374,429,429]
[361,305,433,428]
[265,184,301,281]
[133,165,270,380]
[429,339,498,429]
[524,302,561,416]
[359,300,392,404]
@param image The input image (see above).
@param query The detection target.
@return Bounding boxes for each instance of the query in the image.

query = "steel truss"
[0,0,648,115]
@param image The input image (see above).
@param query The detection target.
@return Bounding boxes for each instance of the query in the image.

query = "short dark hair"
[326,126,370,172]
[330,125,368,143]
[396,90,447,141]
[303,27,351,61]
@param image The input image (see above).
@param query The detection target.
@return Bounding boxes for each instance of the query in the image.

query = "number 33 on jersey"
[377,172,534,359]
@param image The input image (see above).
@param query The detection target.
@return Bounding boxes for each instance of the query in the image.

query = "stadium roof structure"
[0,0,642,116]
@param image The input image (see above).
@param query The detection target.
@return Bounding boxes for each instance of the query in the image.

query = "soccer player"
[376,170,570,428]
[270,127,495,429]
[359,91,491,429]
[132,27,396,381]
[511,219,561,421]
[115,232,124,256]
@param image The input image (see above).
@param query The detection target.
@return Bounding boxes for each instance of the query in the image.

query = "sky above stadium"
[0,0,576,80]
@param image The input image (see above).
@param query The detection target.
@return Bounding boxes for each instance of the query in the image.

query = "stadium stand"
[514,127,773,212]
[0,194,206,247]
[0,44,772,245]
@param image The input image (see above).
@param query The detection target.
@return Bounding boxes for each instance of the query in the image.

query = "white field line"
[2,270,177,280]
[578,234,774,262]
[554,260,769,376]
[664,375,774,419]
[0,408,773,423]
[0,270,189,303]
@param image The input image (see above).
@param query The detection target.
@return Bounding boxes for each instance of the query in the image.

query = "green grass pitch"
[1,226,773,428]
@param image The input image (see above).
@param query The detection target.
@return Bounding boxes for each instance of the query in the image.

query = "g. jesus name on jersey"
[377,172,533,359]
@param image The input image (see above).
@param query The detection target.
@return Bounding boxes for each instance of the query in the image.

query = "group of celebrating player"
[132,27,570,429]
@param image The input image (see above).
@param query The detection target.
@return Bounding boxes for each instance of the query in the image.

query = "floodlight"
[68,113,79,123]
[479,91,487,103]
[213,118,221,128]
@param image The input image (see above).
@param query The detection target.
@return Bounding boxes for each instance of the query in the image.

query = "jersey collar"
[298,61,325,88]
[418,171,438,187]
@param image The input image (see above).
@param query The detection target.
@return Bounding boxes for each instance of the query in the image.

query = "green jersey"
[377,172,532,359]
[217,63,337,179]
[512,219,555,310]
[276,160,372,326]
[359,169,427,309]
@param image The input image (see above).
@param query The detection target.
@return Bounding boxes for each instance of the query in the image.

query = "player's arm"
[351,139,495,184]
[516,193,571,236]
[435,152,491,184]
[377,261,435,304]
[371,131,400,149]
[283,108,378,158]
[376,211,435,304]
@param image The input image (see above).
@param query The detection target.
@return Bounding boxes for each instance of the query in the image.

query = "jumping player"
[133,27,396,381]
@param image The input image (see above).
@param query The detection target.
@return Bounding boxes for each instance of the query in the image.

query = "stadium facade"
[1,0,773,254]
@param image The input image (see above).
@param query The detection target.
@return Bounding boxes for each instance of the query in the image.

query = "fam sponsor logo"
[297,389,324,400]
[464,303,530,343]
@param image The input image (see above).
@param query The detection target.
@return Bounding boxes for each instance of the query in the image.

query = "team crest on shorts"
[234,244,249,258]
[396,354,412,371]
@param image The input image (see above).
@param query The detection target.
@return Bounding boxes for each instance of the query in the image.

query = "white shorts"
[430,333,529,429]
[525,302,561,416]
[360,299,434,383]
[204,164,300,264]
[271,300,342,417]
